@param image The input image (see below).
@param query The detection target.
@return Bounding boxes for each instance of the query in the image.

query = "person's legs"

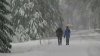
[66,38,69,45]
[59,37,62,45]
[58,37,60,45]
[67,38,69,45]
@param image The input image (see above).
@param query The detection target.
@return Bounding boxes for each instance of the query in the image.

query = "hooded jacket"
[64,28,70,38]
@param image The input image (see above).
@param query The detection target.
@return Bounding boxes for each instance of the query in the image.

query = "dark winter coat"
[64,28,70,38]
[56,28,63,38]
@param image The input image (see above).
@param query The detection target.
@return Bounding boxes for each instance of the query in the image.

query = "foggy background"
[59,0,100,30]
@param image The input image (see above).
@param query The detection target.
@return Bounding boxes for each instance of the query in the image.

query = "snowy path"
[0,30,100,56]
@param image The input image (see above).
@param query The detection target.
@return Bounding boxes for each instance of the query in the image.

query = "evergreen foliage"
[11,0,63,42]
[0,0,14,53]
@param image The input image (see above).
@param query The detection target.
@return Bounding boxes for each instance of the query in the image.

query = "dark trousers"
[58,37,62,45]
[66,38,69,45]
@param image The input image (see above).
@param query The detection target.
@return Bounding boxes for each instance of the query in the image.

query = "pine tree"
[11,0,63,41]
[0,0,14,53]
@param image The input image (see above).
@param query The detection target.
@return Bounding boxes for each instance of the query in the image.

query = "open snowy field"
[0,30,100,56]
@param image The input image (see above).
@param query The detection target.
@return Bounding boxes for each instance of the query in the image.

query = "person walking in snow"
[64,26,71,45]
[56,27,63,45]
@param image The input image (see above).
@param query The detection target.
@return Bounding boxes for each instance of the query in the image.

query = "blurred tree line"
[60,0,100,30]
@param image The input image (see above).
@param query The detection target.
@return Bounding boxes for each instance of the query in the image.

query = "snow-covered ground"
[0,30,100,56]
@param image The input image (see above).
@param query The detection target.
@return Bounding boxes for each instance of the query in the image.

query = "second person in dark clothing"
[56,27,63,45]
